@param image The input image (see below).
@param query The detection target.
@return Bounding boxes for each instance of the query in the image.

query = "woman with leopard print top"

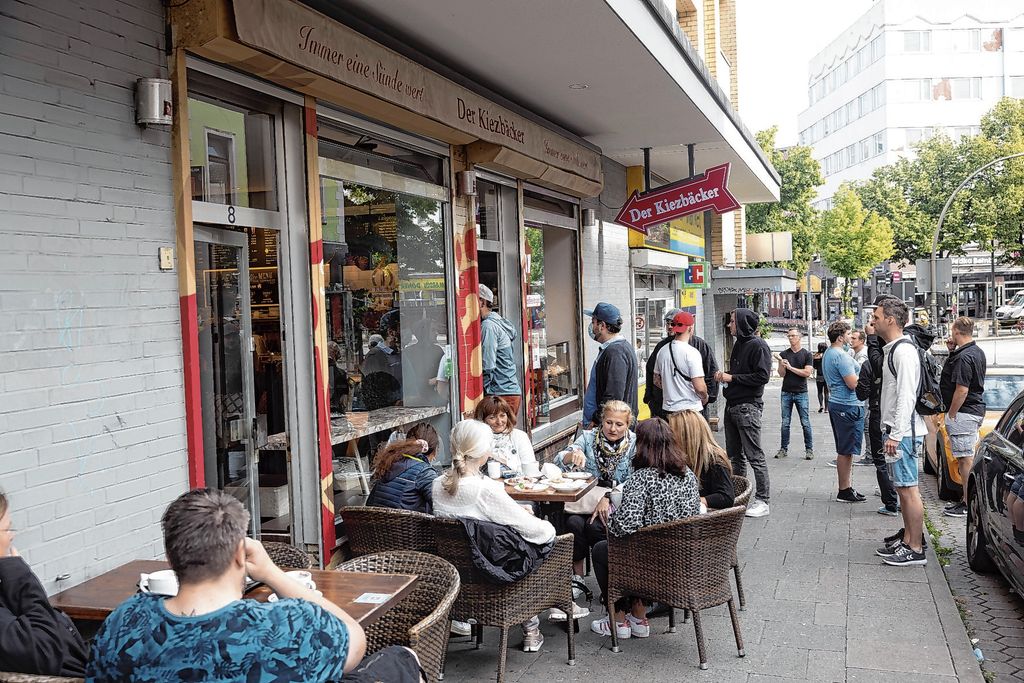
[590,418,700,640]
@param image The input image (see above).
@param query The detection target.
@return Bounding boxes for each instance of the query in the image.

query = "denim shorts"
[891,436,923,488]
[827,401,864,456]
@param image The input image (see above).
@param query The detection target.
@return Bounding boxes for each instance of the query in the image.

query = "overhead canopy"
[309,0,781,204]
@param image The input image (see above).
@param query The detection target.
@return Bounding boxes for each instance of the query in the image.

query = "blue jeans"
[781,391,813,450]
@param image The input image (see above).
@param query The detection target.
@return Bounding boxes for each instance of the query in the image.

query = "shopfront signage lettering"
[615,164,739,234]
[234,0,600,183]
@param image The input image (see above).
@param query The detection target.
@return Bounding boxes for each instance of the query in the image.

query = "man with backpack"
[653,311,708,414]
[872,297,931,567]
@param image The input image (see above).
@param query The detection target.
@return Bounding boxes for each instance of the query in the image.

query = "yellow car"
[929,367,1024,501]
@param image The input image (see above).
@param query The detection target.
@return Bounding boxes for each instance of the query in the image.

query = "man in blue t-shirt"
[822,320,868,504]
[88,489,424,682]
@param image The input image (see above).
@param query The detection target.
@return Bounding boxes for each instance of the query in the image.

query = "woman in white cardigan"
[474,396,537,476]
[432,420,555,653]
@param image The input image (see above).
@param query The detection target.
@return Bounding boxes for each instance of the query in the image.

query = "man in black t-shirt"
[776,327,814,460]
[940,317,987,517]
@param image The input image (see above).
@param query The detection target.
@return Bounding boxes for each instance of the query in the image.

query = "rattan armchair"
[340,506,436,556]
[338,551,459,681]
[430,518,576,683]
[729,475,753,610]
[263,541,312,570]
[0,674,83,683]
[605,505,747,670]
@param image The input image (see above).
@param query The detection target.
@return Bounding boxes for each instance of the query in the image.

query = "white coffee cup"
[144,569,179,596]
[286,570,315,590]
[522,461,540,478]
[487,460,502,479]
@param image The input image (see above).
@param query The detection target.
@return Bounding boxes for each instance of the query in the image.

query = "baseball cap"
[368,333,384,347]
[583,302,622,325]
[670,311,695,329]
[478,283,494,304]
[663,307,683,323]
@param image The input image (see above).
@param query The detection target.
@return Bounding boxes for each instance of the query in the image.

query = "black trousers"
[868,406,898,509]
[562,513,607,564]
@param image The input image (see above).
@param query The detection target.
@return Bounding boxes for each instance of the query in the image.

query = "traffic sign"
[891,271,902,283]
[615,164,739,234]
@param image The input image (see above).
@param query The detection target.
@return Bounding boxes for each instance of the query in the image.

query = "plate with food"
[563,472,591,480]
[513,481,549,492]
[550,481,582,492]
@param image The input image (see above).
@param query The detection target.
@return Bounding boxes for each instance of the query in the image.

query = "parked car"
[995,291,1024,327]
[928,368,1024,501]
[966,387,1024,595]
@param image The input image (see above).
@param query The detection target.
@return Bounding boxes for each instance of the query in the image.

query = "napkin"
[541,463,563,481]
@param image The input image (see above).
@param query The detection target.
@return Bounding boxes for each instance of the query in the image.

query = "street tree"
[819,187,894,312]
[745,126,824,276]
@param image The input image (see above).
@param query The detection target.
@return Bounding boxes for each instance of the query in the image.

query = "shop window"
[319,126,445,186]
[476,179,501,242]
[525,224,580,428]
[188,95,278,211]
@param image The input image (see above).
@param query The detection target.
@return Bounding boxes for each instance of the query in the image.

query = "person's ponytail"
[441,420,493,496]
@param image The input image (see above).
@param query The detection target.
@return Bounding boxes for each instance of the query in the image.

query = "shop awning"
[711,268,798,295]
[307,0,781,204]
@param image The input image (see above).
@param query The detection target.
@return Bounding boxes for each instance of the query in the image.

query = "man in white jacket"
[872,298,928,566]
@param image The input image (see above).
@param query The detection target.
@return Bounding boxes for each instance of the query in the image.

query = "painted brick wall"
[580,220,634,380]
[0,0,187,593]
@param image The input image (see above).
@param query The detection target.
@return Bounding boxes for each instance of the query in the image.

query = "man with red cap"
[653,311,708,414]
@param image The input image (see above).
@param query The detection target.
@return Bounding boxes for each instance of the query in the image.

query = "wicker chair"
[340,506,436,556]
[729,475,753,610]
[0,674,83,683]
[430,518,576,682]
[338,551,459,682]
[263,541,312,570]
[605,505,747,670]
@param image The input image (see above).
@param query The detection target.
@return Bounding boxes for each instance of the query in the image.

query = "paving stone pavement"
[921,466,1024,682]
[441,377,986,682]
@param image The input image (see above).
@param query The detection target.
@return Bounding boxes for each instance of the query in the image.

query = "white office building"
[797,0,1024,208]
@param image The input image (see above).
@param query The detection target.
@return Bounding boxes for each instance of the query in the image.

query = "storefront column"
[451,147,484,416]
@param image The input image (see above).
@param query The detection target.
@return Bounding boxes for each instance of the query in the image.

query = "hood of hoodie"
[903,323,935,350]
[484,311,517,341]
[733,308,760,340]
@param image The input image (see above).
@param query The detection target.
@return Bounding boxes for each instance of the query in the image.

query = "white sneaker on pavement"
[547,604,590,622]
[450,620,472,636]
[590,615,631,639]
[745,499,770,518]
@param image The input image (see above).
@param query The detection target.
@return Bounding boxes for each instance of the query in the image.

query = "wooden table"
[49,560,417,627]
[504,476,597,504]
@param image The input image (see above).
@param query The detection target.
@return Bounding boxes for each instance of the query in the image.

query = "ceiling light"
[568,83,589,89]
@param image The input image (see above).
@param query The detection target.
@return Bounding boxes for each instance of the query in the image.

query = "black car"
[966,389,1024,595]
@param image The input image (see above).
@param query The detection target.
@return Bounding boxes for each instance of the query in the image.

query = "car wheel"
[935,437,961,501]
[967,478,997,573]
[923,447,936,475]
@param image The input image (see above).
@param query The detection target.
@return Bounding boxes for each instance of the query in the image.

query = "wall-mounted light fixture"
[456,170,477,197]
[582,208,597,227]
[135,78,172,127]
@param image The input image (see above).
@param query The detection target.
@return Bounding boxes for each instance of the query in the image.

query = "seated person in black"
[668,410,735,509]
[0,490,88,678]
[366,423,440,514]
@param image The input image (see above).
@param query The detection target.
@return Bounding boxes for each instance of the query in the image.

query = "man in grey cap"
[479,283,522,415]
[582,302,637,426]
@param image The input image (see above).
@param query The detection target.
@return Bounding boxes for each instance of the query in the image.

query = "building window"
[903,31,931,53]
[1011,76,1024,98]
[952,29,981,52]
[871,35,884,62]
[949,77,981,99]
[901,79,931,101]
[906,127,935,146]
[872,131,885,156]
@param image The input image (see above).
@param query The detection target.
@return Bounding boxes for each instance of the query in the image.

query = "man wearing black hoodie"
[715,309,773,517]
[856,300,900,516]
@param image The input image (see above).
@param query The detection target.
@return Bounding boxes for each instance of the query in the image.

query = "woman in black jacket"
[0,491,87,677]
[365,423,440,513]
[668,410,735,509]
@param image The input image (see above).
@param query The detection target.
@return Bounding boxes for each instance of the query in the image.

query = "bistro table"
[504,475,597,520]
[49,560,418,627]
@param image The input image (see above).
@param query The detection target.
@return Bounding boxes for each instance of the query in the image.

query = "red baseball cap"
[670,311,695,329]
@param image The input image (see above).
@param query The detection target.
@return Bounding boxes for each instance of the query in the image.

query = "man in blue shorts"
[88,489,425,682]
[873,298,928,567]
[823,320,867,503]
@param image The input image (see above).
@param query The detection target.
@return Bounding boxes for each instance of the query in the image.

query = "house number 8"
[227,206,236,224]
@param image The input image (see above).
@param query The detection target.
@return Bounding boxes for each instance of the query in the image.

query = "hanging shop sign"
[682,261,710,289]
[615,164,739,234]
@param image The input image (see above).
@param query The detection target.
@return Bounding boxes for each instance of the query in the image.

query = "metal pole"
[806,267,813,351]
[991,242,998,338]
[932,152,1024,334]
[687,143,696,179]
[642,147,652,192]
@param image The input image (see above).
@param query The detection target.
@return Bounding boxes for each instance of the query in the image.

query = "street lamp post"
[932,152,1024,332]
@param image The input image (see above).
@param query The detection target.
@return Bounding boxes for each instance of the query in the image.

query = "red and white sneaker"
[590,615,631,639]
[626,614,650,638]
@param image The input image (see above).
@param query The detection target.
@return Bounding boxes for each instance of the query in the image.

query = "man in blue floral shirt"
[87,489,423,682]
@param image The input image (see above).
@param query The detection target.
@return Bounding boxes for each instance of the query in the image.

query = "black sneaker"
[882,542,927,566]
[878,528,927,556]
[837,488,866,503]
[943,502,968,518]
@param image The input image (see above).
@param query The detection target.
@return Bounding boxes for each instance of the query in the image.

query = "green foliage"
[756,314,773,340]
[819,188,894,310]
[746,127,824,276]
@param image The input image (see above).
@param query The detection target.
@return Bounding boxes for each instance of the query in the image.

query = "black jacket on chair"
[458,518,554,584]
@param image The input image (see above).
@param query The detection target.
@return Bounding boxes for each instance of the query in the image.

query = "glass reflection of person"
[403,317,444,407]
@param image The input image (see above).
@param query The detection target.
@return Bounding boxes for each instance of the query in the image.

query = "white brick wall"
[0,0,187,592]
[580,220,634,379]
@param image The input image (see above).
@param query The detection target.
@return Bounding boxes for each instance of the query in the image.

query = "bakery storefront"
[169,0,602,563]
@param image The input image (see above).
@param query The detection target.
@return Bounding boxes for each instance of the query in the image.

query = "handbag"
[564,485,610,515]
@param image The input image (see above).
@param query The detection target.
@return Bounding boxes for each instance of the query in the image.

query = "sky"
[736,0,874,147]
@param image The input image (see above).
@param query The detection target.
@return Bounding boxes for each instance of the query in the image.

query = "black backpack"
[886,339,945,416]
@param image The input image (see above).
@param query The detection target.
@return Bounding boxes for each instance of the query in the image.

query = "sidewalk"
[441,377,986,682]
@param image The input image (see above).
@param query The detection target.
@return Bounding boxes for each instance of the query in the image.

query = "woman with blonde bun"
[432,420,556,652]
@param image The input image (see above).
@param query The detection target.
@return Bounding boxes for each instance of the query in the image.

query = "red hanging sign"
[615,163,740,234]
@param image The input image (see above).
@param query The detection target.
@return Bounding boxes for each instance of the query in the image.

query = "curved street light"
[931,151,1024,331]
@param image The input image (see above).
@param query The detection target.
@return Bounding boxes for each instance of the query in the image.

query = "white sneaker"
[626,614,650,638]
[571,574,585,600]
[450,620,472,636]
[590,615,631,639]
[745,499,770,518]
[548,604,590,622]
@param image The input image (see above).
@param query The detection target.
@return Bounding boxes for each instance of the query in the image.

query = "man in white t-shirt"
[654,311,708,414]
